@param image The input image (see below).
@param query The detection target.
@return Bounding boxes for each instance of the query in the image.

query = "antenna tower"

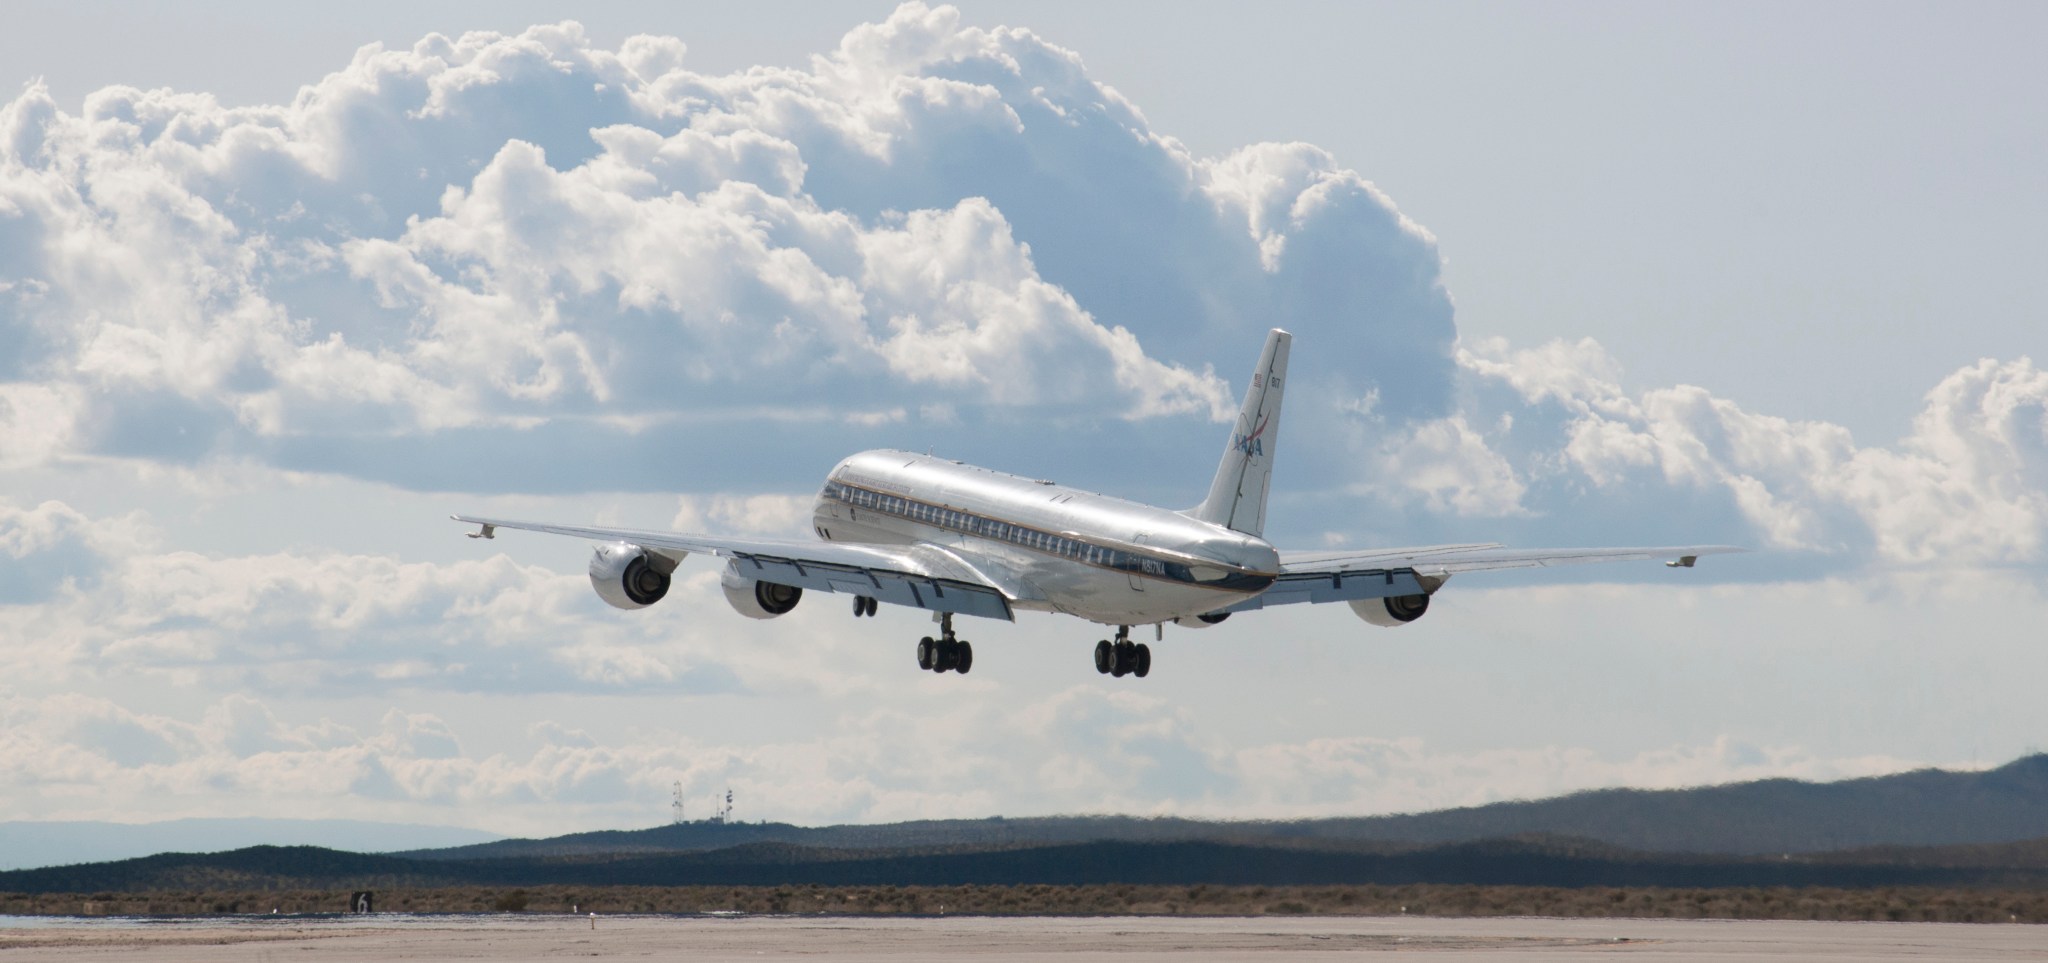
[671,782,685,825]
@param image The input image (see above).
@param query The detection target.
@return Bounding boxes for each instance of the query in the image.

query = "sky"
[0,1,2044,837]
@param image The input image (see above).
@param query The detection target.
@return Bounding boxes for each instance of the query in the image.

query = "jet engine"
[1173,612,1232,629]
[589,542,676,610]
[1350,593,1430,627]
[721,563,803,619]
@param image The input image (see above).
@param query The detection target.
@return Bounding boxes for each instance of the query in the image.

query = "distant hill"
[9,834,2048,894]
[11,755,2045,891]
[1347,754,2048,854]
[0,819,501,872]
[408,754,2048,861]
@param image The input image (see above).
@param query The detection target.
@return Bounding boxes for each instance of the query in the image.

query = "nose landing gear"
[916,611,973,675]
[1093,625,1150,679]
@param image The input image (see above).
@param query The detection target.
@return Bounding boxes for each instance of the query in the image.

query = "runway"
[2,913,2042,960]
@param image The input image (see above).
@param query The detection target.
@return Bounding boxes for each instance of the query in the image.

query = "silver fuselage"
[811,450,1280,625]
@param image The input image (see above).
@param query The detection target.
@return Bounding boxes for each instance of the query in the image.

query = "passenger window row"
[827,481,1148,573]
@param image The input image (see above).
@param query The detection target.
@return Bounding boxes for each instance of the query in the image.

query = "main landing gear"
[858,596,971,676]
[916,611,973,675]
[1093,625,1150,679]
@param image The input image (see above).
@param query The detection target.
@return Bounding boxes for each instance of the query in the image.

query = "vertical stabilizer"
[1190,328,1290,537]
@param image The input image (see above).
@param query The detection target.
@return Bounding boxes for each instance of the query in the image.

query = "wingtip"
[1667,546,1751,567]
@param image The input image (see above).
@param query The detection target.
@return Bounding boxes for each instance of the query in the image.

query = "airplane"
[454,329,1740,679]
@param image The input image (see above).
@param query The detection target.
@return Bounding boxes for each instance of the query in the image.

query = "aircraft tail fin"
[1189,328,1290,537]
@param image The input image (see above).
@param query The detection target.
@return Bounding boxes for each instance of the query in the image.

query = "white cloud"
[1445,338,2048,562]
[0,677,1975,832]
[0,384,82,469]
[670,493,814,534]
[1364,414,1530,518]
[2,3,2044,838]
[0,498,761,695]
[3,475,2042,831]
[2,4,1465,495]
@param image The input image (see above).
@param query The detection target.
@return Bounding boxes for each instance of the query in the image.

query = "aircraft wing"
[450,514,1028,621]
[1223,542,1745,612]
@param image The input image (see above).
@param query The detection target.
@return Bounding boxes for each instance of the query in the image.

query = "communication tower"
[671,781,685,825]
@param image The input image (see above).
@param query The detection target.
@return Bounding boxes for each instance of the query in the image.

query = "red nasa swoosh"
[1243,414,1268,444]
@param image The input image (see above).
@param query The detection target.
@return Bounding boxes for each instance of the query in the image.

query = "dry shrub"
[3,884,2047,922]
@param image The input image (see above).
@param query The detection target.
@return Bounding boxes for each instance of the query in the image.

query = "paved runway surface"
[3,914,2043,960]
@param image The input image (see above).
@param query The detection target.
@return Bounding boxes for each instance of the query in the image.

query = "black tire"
[863,596,879,617]
[956,641,973,675]
[1094,640,1113,674]
[1133,643,1151,678]
[854,596,867,618]
[936,639,958,673]
[917,637,935,671]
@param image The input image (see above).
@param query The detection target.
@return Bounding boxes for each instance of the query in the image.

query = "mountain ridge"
[406,754,2048,861]
[10,833,2048,894]
[0,818,501,872]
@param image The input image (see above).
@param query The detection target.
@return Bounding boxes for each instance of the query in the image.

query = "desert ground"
[3,914,2044,961]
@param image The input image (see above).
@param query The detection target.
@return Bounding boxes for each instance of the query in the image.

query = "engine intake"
[1350,593,1430,627]
[721,564,803,619]
[1173,611,1231,629]
[589,542,676,610]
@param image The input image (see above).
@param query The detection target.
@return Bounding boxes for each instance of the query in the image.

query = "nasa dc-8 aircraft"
[456,330,1739,678]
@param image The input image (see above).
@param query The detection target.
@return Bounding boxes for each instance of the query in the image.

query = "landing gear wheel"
[1111,639,1133,678]
[863,596,879,617]
[1133,643,1151,678]
[955,640,973,675]
[936,639,959,673]
[917,637,936,671]
[854,596,868,618]
[1094,640,1113,674]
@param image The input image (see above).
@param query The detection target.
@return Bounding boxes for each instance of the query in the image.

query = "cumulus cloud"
[0,3,1457,497]
[0,681,1959,831]
[0,498,153,603]
[3,3,2045,836]
[1424,338,2048,563]
[0,498,752,695]
[669,492,815,534]
[4,477,2042,829]
[18,1,2028,568]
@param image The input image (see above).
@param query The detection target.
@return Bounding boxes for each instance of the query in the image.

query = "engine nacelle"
[721,564,803,620]
[589,542,676,610]
[1350,593,1430,627]
[1173,611,1232,629]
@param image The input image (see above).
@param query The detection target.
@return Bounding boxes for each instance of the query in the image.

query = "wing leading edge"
[1223,543,1745,613]
[450,514,1028,621]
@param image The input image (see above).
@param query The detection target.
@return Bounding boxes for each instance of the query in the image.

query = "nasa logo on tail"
[1232,414,1269,458]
